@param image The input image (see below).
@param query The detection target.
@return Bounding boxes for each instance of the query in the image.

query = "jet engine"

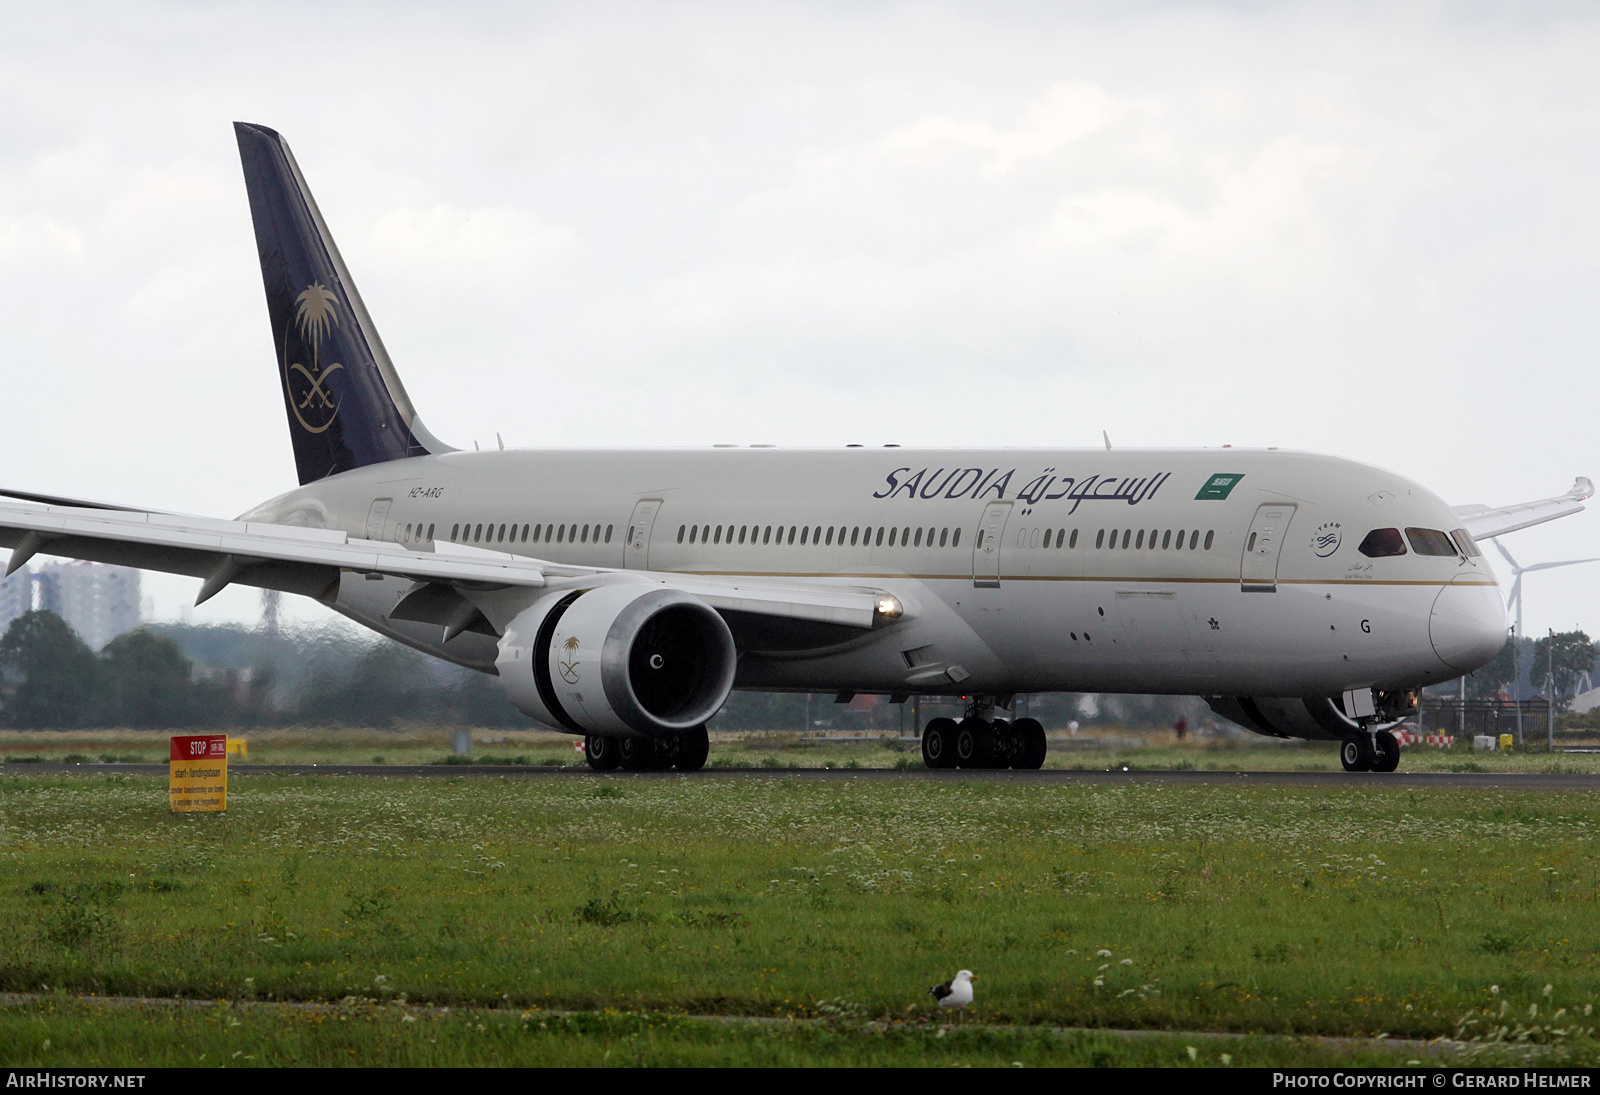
[495,584,736,738]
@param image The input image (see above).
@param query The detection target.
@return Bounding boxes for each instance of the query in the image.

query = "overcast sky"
[3,2,1600,639]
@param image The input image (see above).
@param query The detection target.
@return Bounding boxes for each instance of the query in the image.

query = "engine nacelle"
[496,584,736,738]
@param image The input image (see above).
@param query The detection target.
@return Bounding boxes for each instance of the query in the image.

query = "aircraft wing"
[1452,477,1594,541]
[0,498,886,632]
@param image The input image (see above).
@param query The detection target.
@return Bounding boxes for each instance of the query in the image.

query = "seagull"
[929,969,975,1020]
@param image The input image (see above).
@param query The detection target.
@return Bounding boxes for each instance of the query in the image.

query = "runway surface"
[4,762,1600,790]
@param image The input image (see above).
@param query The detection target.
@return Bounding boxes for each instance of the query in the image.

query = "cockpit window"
[1358,528,1407,558]
[1406,528,1457,557]
[1450,528,1483,557]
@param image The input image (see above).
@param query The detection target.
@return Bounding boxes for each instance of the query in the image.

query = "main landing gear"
[921,698,1047,770]
[1340,729,1400,773]
[585,725,710,773]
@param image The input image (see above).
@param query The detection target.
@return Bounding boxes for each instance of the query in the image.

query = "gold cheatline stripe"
[660,569,1493,588]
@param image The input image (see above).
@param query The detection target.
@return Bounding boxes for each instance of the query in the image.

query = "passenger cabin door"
[625,499,662,569]
[972,501,1013,588]
[364,498,392,541]
[1240,502,1296,592]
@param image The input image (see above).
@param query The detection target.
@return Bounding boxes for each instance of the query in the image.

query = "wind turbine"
[1492,541,1600,641]
[1490,541,1600,743]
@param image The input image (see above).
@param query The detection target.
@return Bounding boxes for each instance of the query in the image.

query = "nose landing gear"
[1338,687,1407,774]
[1340,728,1400,773]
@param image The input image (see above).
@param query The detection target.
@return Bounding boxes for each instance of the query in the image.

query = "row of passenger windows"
[1359,527,1481,559]
[678,524,963,548]
[1008,526,1217,551]
[1095,528,1214,551]
[445,521,615,546]
[407,517,1218,554]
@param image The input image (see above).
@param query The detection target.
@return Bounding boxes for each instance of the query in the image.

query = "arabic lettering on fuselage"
[871,467,1174,514]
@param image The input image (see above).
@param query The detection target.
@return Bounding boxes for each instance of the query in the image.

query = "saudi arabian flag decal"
[1195,473,1244,500]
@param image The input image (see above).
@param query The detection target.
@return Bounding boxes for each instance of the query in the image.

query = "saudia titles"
[284,282,345,434]
[872,466,1176,512]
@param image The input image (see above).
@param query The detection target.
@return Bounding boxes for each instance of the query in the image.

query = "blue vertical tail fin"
[234,122,453,485]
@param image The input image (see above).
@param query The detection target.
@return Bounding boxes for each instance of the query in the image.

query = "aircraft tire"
[618,737,653,771]
[1340,733,1372,773]
[585,735,622,771]
[988,718,1013,768]
[922,717,958,769]
[1013,718,1047,769]
[955,717,991,769]
[1371,730,1400,773]
[675,726,710,772]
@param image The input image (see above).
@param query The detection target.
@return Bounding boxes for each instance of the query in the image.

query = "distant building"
[1570,686,1600,715]
[33,561,143,651]
[0,560,31,637]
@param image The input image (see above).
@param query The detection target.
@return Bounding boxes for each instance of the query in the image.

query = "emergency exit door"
[1240,502,1296,592]
[365,498,392,541]
[972,502,1013,588]
[624,499,661,569]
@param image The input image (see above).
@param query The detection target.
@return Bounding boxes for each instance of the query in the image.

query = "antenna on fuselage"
[1103,431,1112,451]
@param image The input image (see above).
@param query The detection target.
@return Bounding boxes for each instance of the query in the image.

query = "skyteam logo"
[284,282,345,434]
[1312,521,1342,558]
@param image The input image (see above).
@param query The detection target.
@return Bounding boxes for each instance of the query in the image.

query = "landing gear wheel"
[1371,730,1400,773]
[585,735,621,771]
[674,725,710,772]
[955,717,992,769]
[1013,718,1047,770]
[988,718,1013,769]
[922,717,958,770]
[1340,733,1372,773]
[619,737,667,771]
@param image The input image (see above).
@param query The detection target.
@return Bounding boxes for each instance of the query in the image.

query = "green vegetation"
[2,771,1600,1065]
[0,996,1423,1068]
[0,614,519,730]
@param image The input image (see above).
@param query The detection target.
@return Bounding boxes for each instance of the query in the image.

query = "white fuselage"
[240,445,1507,704]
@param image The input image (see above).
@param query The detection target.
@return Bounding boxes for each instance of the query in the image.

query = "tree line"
[0,608,1210,733]
[1453,630,1598,710]
[0,610,522,730]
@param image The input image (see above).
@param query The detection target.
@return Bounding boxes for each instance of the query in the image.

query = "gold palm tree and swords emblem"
[285,282,345,433]
[558,636,581,684]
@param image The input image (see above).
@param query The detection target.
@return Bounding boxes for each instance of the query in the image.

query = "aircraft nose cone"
[1430,573,1508,673]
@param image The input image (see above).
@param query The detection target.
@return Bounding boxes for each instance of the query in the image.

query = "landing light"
[875,596,903,620]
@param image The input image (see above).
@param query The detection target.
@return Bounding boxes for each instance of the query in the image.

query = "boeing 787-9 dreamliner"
[0,123,1588,773]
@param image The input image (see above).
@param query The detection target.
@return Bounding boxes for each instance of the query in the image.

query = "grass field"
[2,764,1599,1066]
[0,995,1433,1068]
